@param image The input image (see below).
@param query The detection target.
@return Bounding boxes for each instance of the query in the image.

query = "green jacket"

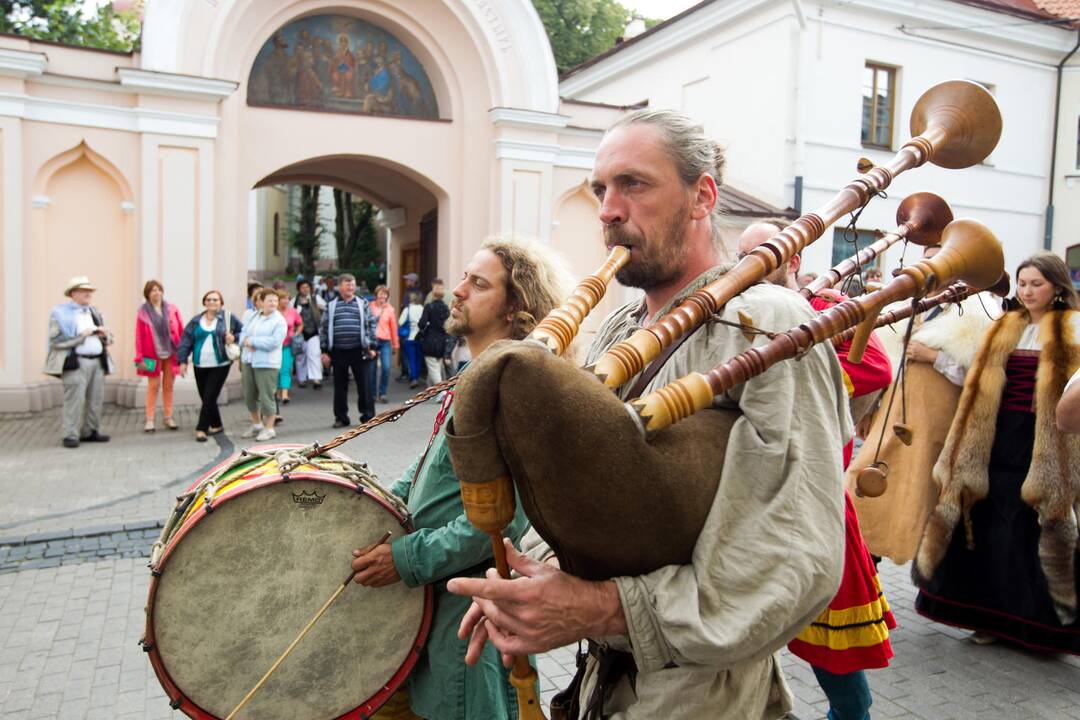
[390,402,530,720]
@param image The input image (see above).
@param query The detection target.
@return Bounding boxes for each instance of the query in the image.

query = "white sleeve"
[932,349,968,387]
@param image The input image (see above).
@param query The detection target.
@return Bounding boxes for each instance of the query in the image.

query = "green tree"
[1,1,142,52]
[531,0,633,75]
[332,189,381,284]
[286,184,323,279]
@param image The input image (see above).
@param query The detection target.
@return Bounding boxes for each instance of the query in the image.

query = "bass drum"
[143,444,432,720]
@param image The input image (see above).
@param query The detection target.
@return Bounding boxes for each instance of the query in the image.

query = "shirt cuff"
[390,536,421,588]
[613,575,676,673]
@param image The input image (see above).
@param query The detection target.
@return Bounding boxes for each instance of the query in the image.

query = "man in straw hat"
[45,276,115,448]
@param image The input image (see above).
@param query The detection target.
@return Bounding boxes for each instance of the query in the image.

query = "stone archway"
[253,154,444,307]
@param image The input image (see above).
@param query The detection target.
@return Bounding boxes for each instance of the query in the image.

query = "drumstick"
[224,531,393,720]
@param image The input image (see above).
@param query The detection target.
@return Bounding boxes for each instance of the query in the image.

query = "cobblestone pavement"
[2,379,1078,718]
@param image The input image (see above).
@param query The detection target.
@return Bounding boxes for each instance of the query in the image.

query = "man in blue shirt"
[319,273,377,427]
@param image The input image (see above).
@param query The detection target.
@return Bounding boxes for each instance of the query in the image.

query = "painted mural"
[247,15,439,119]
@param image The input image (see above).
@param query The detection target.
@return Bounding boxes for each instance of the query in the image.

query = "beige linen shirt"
[527,266,850,719]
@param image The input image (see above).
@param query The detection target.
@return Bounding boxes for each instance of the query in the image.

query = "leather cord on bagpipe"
[838,189,888,297]
[867,297,921,466]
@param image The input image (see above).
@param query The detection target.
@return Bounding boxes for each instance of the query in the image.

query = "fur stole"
[877,292,999,370]
[913,309,1080,624]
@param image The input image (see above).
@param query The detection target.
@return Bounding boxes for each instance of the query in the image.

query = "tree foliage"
[286,184,323,279]
[1,1,142,52]
[531,0,633,75]
[333,189,381,287]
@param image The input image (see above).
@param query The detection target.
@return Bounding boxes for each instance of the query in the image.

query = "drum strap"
[410,389,456,486]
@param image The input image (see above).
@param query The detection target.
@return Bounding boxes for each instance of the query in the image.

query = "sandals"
[195,431,208,442]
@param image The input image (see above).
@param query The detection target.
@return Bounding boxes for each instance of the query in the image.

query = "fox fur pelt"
[912,309,1080,625]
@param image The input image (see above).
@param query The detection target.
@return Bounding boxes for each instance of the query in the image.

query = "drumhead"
[149,460,427,719]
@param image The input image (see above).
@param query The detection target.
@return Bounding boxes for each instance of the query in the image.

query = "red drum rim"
[144,457,434,719]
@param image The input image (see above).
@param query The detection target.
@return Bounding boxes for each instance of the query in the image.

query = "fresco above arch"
[247,14,439,120]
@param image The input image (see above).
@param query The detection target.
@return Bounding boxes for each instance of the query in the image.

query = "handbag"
[290,332,305,355]
[224,311,241,362]
[398,315,410,339]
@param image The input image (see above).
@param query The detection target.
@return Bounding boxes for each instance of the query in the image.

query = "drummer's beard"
[445,299,469,337]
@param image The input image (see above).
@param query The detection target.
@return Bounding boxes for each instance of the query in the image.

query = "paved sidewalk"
[1,379,1078,718]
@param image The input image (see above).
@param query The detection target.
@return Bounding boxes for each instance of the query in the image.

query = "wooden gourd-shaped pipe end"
[987,271,1011,298]
[893,422,914,446]
[897,192,953,248]
[856,462,889,498]
[630,372,714,437]
[909,80,1002,169]
[931,219,1005,293]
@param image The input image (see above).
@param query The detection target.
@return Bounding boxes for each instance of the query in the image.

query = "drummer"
[349,238,568,719]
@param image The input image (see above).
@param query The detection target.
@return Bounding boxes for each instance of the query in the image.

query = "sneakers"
[255,427,277,442]
[144,419,155,433]
[241,424,263,438]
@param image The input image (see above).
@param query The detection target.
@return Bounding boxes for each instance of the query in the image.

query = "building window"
[862,63,896,149]
[831,227,881,281]
[1067,243,1080,290]
[273,212,280,257]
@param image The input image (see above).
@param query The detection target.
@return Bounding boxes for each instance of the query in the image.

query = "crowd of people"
[46,271,459,448]
[46,107,1080,720]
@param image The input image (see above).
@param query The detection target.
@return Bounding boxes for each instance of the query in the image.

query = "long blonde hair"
[481,238,571,341]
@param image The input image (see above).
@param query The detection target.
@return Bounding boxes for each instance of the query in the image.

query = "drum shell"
[448,342,735,582]
[144,444,432,720]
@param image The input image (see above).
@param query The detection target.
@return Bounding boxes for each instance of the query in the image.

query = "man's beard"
[445,300,469,337]
[606,205,693,290]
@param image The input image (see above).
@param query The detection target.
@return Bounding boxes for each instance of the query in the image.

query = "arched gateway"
[0,1,624,411]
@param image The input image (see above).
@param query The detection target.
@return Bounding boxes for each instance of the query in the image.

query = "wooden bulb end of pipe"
[856,462,889,498]
[594,328,663,389]
[460,476,517,537]
[630,372,714,437]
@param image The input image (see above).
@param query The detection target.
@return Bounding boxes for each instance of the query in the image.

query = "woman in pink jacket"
[135,279,184,432]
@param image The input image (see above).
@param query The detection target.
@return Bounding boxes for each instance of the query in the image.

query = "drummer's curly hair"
[480,238,572,342]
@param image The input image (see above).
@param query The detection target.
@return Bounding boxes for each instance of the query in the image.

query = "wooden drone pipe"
[629,218,1004,437]
[593,80,1001,390]
[801,191,953,301]
[528,245,630,356]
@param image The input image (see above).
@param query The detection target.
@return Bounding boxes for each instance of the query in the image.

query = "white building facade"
[561,0,1078,278]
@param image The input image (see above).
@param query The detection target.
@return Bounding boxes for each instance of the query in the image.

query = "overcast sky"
[622,0,702,20]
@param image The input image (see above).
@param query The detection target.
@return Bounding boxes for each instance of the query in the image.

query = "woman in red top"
[276,291,304,404]
[135,279,184,433]
[369,285,400,403]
